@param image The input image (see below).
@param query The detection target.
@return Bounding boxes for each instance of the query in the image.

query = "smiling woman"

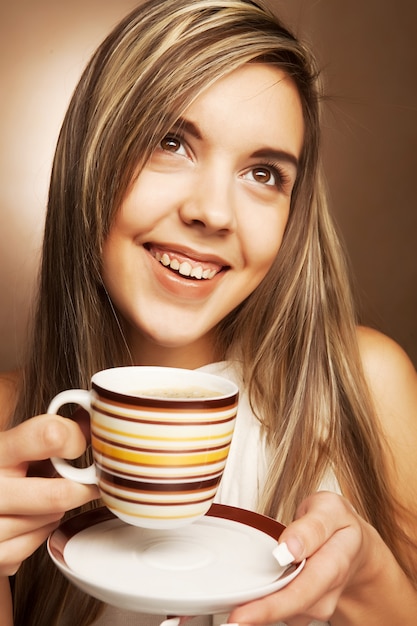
[101,64,303,363]
[2,1,417,626]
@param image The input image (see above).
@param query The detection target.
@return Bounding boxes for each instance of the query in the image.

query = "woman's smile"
[146,244,227,281]
[143,242,229,301]
[102,63,304,365]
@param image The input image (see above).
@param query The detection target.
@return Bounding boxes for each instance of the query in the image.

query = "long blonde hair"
[12,0,416,623]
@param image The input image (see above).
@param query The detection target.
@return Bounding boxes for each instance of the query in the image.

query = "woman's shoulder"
[356,325,417,419]
[0,370,20,429]
[356,325,417,395]
[356,326,417,503]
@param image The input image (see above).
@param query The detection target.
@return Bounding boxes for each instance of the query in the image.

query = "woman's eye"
[244,166,279,187]
[160,135,186,155]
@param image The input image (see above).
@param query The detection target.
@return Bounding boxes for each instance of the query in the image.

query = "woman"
[1,0,416,624]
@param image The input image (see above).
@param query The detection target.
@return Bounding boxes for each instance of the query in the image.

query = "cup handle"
[48,389,97,485]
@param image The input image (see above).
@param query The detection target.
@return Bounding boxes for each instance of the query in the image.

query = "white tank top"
[94,607,329,626]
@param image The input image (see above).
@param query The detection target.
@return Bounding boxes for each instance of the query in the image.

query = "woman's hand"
[227,491,413,626]
[0,414,99,576]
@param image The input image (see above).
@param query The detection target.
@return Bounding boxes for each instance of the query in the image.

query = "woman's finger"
[229,492,366,625]
[0,476,99,515]
[0,414,88,470]
[0,520,61,576]
[229,540,346,624]
[0,513,63,542]
[276,491,358,563]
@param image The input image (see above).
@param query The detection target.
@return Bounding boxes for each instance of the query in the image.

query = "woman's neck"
[128,331,218,370]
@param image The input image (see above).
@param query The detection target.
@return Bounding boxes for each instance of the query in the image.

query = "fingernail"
[159,619,180,626]
[272,541,295,566]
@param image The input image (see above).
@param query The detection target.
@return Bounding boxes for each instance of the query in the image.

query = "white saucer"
[48,504,305,615]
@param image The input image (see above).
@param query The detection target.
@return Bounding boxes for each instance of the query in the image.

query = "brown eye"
[160,135,183,153]
[243,166,279,187]
[252,167,273,184]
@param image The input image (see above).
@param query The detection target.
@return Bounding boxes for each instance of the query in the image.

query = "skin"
[102,64,303,368]
[1,64,417,625]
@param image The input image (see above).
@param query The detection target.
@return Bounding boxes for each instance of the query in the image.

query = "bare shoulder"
[356,326,417,505]
[0,370,20,429]
[356,326,417,405]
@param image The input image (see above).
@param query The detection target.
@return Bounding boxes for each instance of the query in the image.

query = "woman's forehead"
[180,64,305,161]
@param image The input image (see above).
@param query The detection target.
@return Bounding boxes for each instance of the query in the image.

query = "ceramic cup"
[48,366,239,529]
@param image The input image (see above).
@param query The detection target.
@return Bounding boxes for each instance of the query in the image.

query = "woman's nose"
[179,170,237,234]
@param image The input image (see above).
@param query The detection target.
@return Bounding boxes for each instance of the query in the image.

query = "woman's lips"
[146,244,227,280]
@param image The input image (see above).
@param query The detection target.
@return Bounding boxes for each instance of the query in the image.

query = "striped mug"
[48,366,239,529]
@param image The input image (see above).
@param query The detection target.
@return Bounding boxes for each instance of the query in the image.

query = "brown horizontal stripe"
[96,455,227,471]
[96,459,224,483]
[92,432,230,455]
[92,384,238,410]
[93,423,234,444]
[98,470,221,492]
[107,502,210,521]
[91,403,236,425]
[95,461,222,481]
[101,490,214,507]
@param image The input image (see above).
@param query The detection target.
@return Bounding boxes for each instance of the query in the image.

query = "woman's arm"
[334,327,417,624]
[228,328,417,625]
[357,326,417,523]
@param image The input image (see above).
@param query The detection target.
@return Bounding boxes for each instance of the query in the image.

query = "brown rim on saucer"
[207,504,285,540]
[48,504,285,565]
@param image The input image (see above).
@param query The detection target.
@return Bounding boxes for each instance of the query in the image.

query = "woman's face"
[102,63,304,366]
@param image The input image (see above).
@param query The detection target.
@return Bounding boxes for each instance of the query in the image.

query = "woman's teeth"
[155,251,218,280]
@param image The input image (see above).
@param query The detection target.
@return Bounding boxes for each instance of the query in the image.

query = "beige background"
[1,0,416,371]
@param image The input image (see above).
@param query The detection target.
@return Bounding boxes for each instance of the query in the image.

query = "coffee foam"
[133,386,223,399]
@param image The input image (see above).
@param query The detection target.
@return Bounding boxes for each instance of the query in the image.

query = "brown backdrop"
[0,0,416,370]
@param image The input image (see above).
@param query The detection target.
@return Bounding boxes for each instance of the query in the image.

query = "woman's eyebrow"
[172,117,202,140]
[172,118,299,172]
[251,148,299,171]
